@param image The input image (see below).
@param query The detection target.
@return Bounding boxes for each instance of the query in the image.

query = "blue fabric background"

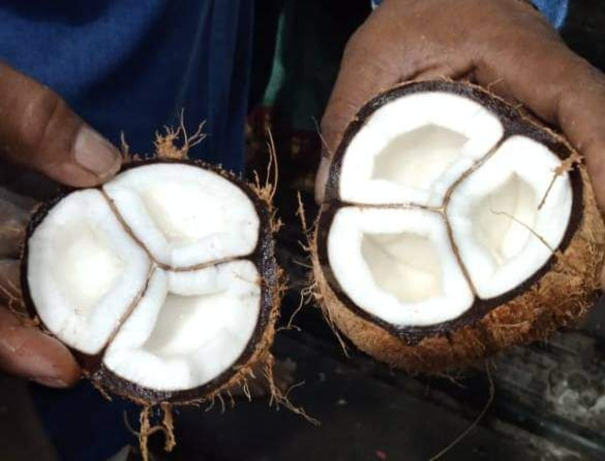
[0,0,253,171]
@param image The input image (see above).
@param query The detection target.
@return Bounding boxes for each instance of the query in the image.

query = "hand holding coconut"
[318,0,605,215]
[0,62,283,418]
[0,62,122,387]
[314,0,605,370]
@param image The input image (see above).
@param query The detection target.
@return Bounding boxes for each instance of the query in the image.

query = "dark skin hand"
[0,62,122,387]
[318,0,605,257]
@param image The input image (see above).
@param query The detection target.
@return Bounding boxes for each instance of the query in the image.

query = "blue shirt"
[0,0,254,172]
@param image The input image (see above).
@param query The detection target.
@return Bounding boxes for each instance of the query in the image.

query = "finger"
[474,40,605,209]
[0,63,121,187]
[320,36,402,159]
[0,260,80,387]
[0,308,80,387]
[0,259,20,301]
[464,66,519,106]
[317,30,404,202]
[411,58,475,83]
[314,156,331,203]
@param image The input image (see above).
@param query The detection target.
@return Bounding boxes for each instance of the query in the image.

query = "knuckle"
[320,108,344,137]
[17,86,63,153]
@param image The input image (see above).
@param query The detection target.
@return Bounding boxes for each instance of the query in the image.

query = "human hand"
[0,62,122,387]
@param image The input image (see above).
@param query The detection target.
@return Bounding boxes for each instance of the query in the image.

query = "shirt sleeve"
[370,0,569,29]
[531,0,568,28]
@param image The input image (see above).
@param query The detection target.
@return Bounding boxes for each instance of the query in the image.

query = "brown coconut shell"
[312,81,605,372]
[20,129,285,405]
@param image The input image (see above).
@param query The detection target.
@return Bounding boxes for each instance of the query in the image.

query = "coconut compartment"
[22,160,281,404]
[314,81,605,371]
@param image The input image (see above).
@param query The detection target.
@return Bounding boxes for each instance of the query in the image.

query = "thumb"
[316,32,402,203]
[0,260,80,387]
[0,63,121,187]
[0,308,81,388]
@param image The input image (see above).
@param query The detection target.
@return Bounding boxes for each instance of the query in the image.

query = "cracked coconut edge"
[99,189,245,272]
[438,137,508,297]
[336,136,508,298]
[100,265,157,358]
[94,187,260,355]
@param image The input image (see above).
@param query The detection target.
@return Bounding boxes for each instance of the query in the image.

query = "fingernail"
[73,127,121,178]
[31,376,69,388]
[315,157,331,203]
[317,157,330,184]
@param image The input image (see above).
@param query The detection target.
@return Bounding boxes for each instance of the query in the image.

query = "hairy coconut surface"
[312,81,605,372]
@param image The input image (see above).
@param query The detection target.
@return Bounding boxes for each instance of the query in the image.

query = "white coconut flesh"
[327,91,574,328]
[27,164,265,392]
[103,164,260,268]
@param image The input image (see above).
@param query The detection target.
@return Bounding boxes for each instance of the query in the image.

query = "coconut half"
[313,81,605,372]
[22,158,281,404]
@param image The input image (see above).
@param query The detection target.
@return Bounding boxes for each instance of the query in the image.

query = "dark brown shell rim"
[316,80,584,345]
